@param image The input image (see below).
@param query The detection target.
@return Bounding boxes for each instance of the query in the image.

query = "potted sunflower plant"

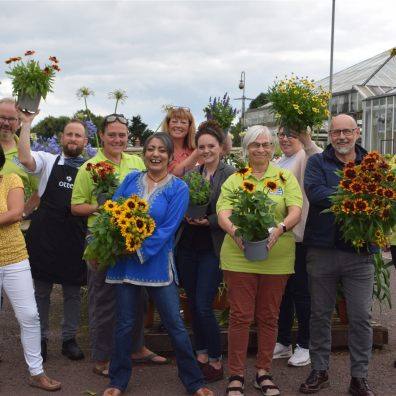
[4,50,60,112]
[228,167,278,261]
[267,74,331,136]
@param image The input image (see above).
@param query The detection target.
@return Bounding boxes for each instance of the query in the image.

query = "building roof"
[316,48,396,93]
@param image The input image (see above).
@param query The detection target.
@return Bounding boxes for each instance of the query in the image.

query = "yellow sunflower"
[242,181,256,193]
[235,167,252,178]
[265,180,278,192]
[103,201,117,212]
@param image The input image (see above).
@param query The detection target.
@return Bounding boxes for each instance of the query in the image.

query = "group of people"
[0,97,385,396]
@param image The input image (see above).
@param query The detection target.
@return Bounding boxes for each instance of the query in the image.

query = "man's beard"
[63,144,84,157]
[0,129,15,142]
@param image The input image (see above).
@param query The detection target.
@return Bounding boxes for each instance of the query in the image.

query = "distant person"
[0,144,61,391]
[273,128,322,367]
[300,114,376,396]
[18,110,88,362]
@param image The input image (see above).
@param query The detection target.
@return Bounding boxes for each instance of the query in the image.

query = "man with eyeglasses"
[71,114,167,377]
[0,98,39,216]
[300,114,375,396]
[17,111,89,363]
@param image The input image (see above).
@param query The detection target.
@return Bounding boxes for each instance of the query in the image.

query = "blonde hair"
[160,107,196,149]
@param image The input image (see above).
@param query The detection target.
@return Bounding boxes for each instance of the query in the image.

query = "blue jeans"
[277,243,310,348]
[177,248,222,360]
[108,281,204,393]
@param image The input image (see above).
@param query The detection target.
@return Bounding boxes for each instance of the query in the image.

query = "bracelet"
[278,222,287,233]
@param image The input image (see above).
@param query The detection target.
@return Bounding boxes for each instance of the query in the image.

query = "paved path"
[1,269,395,395]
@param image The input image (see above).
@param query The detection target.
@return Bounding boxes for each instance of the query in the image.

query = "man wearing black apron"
[17,113,88,362]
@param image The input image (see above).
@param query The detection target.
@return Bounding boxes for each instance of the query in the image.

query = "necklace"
[146,172,169,186]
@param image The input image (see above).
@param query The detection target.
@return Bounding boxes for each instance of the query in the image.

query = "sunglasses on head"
[104,114,128,125]
[170,106,190,112]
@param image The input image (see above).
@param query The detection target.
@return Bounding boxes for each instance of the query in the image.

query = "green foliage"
[373,252,391,308]
[267,74,331,132]
[5,52,60,99]
[128,115,153,145]
[249,92,270,109]
[182,171,212,206]
[31,115,70,139]
[203,93,238,130]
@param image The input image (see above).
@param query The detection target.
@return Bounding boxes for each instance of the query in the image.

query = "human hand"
[16,105,39,125]
[267,227,283,250]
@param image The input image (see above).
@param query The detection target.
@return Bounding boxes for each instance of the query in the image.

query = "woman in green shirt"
[217,125,302,396]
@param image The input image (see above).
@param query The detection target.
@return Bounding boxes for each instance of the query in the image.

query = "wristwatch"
[278,222,287,233]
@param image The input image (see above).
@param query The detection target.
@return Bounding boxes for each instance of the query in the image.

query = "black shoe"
[41,340,47,363]
[299,369,329,393]
[61,339,84,360]
[349,377,375,396]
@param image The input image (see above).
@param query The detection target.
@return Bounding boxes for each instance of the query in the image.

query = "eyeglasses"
[103,114,128,125]
[170,106,190,112]
[329,128,356,137]
[276,133,295,140]
[249,142,273,149]
[0,116,19,124]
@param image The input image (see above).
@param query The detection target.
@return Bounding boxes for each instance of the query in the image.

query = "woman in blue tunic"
[102,132,213,396]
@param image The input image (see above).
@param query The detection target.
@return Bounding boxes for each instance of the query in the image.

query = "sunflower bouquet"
[267,74,331,134]
[228,167,278,242]
[83,195,155,271]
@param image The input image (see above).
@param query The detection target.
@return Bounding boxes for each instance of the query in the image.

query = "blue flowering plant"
[203,93,238,131]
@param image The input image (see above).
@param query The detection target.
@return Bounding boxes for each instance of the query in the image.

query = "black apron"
[26,156,87,286]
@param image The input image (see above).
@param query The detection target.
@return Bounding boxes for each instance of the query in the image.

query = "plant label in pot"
[243,238,269,261]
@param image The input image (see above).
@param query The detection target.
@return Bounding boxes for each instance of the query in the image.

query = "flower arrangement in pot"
[228,167,277,260]
[325,151,396,308]
[203,92,238,132]
[4,50,61,112]
[267,74,331,135]
[182,170,212,219]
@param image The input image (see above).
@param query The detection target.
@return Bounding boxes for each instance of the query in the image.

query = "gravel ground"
[0,268,395,396]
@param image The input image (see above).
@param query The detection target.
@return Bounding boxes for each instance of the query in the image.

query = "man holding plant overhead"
[300,114,375,396]
[17,110,88,363]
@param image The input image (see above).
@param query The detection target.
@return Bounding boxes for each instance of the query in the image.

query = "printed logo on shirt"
[11,155,25,169]
[59,176,74,189]
[268,187,283,196]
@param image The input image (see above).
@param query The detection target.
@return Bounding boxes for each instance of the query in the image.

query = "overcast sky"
[1,0,395,130]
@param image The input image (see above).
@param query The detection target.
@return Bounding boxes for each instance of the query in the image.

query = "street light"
[235,71,252,131]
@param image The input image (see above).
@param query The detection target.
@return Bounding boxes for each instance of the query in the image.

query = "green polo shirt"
[72,149,145,228]
[216,163,302,275]
[0,143,38,192]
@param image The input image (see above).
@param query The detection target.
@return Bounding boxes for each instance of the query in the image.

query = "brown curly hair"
[195,120,225,146]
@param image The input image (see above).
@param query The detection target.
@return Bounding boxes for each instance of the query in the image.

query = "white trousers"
[0,259,44,376]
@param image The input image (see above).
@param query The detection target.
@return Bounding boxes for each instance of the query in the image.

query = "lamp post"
[239,71,246,130]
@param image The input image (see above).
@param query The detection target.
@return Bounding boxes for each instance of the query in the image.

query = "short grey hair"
[241,125,274,159]
[0,97,16,106]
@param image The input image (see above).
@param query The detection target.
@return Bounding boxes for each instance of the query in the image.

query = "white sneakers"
[273,343,311,367]
[273,342,292,359]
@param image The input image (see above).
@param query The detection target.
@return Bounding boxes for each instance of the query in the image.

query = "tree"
[31,115,70,138]
[128,115,153,146]
[249,92,270,109]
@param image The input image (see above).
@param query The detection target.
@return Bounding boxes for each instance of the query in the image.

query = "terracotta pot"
[336,299,348,324]
[212,291,229,310]
[17,93,41,113]
[144,302,155,328]
[243,238,269,261]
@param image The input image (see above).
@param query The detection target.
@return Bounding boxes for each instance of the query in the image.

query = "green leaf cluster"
[203,93,238,130]
[229,186,276,242]
[6,57,57,100]
[182,171,211,206]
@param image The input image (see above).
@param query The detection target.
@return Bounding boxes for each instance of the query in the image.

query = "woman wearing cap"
[71,114,166,377]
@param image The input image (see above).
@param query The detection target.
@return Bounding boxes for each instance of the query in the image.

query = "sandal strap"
[229,375,244,384]
[256,374,273,383]
[226,386,244,394]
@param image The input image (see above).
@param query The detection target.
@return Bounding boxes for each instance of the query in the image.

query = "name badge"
[268,187,283,196]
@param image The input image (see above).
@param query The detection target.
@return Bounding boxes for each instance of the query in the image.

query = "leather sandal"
[254,373,280,396]
[226,375,244,395]
[103,388,123,396]
[28,374,62,391]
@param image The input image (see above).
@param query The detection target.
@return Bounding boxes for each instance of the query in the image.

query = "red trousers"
[224,270,289,374]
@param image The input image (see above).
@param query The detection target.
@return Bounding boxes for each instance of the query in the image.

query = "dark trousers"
[177,248,223,360]
[277,243,310,349]
[391,245,396,269]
